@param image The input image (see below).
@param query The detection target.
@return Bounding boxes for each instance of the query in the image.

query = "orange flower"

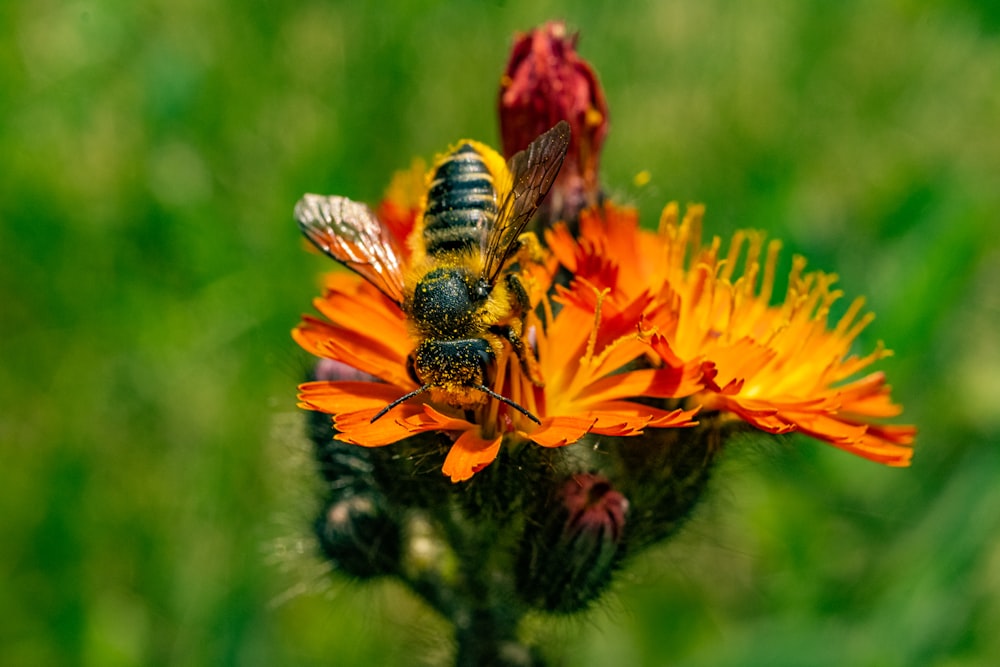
[296,207,705,483]
[546,202,916,466]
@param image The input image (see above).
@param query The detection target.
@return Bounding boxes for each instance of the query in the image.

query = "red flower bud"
[515,473,628,613]
[499,21,609,220]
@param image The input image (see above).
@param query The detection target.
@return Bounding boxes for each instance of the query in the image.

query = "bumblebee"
[295,121,570,424]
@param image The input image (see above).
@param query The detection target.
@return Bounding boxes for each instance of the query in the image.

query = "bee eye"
[474,279,491,301]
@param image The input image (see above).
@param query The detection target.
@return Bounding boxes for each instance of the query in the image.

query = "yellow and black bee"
[295,121,570,424]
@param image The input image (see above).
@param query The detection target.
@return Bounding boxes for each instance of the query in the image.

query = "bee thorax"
[410,267,491,337]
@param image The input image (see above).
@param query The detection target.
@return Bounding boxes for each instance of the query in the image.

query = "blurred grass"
[2,0,998,665]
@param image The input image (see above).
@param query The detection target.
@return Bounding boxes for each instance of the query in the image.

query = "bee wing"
[295,194,407,305]
[482,120,570,284]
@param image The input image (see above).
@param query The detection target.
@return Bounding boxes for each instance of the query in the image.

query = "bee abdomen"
[423,144,496,255]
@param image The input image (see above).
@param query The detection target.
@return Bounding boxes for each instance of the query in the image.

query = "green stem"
[453,604,541,667]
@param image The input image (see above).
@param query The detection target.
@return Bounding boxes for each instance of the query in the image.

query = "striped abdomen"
[422,144,497,255]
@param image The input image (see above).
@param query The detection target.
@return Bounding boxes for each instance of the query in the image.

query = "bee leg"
[498,273,545,387]
[501,324,545,388]
[514,232,545,265]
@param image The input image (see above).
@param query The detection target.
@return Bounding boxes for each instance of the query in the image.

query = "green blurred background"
[3,0,998,664]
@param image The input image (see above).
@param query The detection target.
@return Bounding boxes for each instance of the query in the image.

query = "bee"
[295,121,570,424]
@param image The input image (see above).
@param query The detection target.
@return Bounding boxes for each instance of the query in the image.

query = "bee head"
[368,338,540,425]
[411,338,493,395]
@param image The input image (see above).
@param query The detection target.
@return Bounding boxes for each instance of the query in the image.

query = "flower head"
[296,176,705,484]
[546,202,917,465]
[296,274,704,482]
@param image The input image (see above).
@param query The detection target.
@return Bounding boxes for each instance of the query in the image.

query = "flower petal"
[579,364,703,405]
[313,287,409,356]
[334,409,424,447]
[526,416,597,448]
[441,430,504,483]
[292,315,345,359]
[318,335,414,388]
[298,381,427,446]
[402,404,479,432]
[790,412,914,466]
[591,400,701,429]
[298,380,404,413]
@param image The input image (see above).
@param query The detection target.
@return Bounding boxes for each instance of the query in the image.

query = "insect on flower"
[295,121,570,425]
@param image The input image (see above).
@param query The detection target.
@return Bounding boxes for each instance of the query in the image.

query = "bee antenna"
[370,384,432,423]
[475,384,541,425]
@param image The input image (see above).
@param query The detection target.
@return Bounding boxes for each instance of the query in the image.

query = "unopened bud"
[616,421,724,552]
[315,493,401,579]
[499,21,608,221]
[515,473,628,613]
[307,360,379,493]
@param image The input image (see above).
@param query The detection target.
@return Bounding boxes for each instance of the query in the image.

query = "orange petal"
[791,412,915,466]
[297,380,407,413]
[401,404,478,432]
[703,338,779,389]
[526,416,597,448]
[587,401,702,428]
[712,396,797,434]
[541,294,600,374]
[292,315,344,359]
[539,405,660,438]
[647,334,686,368]
[734,395,834,414]
[589,418,644,437]
[313,288,411,358]
[319,335,413,388]
[862,422,917,447]
[441,429,504,483]
[297,381,427,447]
[579,363,704,406]
[585,335,651,381]
[334,408,426,447]
[833,372,905,418]
[544,223,580,273]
